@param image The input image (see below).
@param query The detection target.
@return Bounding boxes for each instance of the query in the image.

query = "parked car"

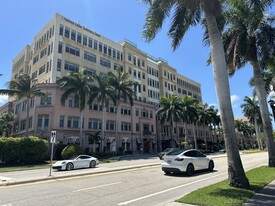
[219,149,226,153]
[161,149,214,176]
[52,155,99,171]
[158,148,180,160]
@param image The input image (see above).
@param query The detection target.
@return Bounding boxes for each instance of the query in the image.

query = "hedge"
[61,144,84,159]
[0,136,48,164]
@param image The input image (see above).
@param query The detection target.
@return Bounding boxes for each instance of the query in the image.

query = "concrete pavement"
[0,153,274,206]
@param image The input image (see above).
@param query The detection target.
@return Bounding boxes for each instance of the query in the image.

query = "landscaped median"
[177,166,275,206]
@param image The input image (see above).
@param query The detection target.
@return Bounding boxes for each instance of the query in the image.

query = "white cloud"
[231,95,240,104]
[0,94,8,106]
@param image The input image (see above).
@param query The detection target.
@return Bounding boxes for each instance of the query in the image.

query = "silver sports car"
[52,155,99,171]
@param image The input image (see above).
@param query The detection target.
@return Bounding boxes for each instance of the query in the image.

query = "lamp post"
[268,99,275,121]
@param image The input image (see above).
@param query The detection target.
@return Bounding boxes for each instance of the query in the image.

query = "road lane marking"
[73,182,122,192]
[118,162,265,205]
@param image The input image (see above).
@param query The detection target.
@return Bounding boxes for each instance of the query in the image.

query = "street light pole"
[268,99,275,122]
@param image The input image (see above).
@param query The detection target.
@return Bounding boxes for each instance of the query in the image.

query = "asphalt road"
[0,152,268,206]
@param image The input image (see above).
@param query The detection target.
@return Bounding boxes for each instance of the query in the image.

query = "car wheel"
[66,163,74,171]
[90,160,96,168]
[186,164,194,176]
[208,160,214,171]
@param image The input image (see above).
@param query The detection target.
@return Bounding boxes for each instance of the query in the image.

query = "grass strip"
[242,149,264,154]
[177,166,275,206]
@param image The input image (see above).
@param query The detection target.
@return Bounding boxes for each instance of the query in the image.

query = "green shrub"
[0,136,48,164]
[61,144,84,159]
[19,136,48,164]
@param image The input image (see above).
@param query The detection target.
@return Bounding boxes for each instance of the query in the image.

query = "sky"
[0,0,267,118]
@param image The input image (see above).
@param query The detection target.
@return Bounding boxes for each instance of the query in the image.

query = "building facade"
[1,13,211,153]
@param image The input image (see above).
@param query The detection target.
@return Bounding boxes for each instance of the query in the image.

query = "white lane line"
[73,182,122,192]
[118,172,227,205]
[118,162,265,205]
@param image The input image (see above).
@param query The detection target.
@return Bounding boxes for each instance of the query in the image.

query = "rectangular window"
[83,35,87,46]
[71,30,76,41]
[128,54,132,61]
[100,58,111,68]
[59,24,64,36]
[65,27,70,38]
[39,65,45,75]
[84,68,96,76]
[84,52,96,62]
[121,122,131,131]
[112,49,116,58]
[32,71,38,79]
[103,44,107,54]
[94,40,98,50]
[67,117,80,128]
[99,42,103,52]
[40,95,51,105]
[88,37,93,48]
[59,116,64,128]
[57,59,62,71]
[40,48,47,58]
[88,118,102,129]
[65,45,80,56]
[136,123,139,132]
[77,32,82,43]
[108,46,112,56]
[33,55,39,65]
[37,114,49,131]
[106,120,116,131]
[58,42,63,53]
[28,117,33,129]
[64,62,79,72]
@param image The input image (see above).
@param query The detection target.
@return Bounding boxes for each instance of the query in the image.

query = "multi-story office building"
[1,13,209,153]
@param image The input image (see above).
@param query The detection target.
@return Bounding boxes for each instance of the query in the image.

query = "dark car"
[158,148,180,160]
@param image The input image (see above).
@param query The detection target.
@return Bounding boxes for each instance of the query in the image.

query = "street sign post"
[49,130,56,176]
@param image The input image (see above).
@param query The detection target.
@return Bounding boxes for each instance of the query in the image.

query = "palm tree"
[241,96,264,150]
[141,0,249,187]
[197,103,215,150]
[157,95,184,148]
[107,70,137,150]
[0,112,15,137]
[223,1,275,166]
[88,73,117,151]
[56,68,92,147]
[87,131,102,153]
[181,96,199,149]
[0,73,45,134]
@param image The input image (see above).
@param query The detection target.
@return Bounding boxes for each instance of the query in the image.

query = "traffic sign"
[50,130,56,143]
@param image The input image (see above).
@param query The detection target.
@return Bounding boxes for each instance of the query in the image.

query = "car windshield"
[68,155,78,160]
[166,149,185,156]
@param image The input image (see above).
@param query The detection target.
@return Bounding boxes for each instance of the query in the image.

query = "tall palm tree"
[107,70,137,149]
[88,73,117,151]
[141,0,249,187]
[197,103,215,150]
[0,73,45,134]
[181,96,199,149]
[157,95,184,147]
[0,112,15,137]
[223,1,275,166]
[241,96,264,150]
[56,68,92,147]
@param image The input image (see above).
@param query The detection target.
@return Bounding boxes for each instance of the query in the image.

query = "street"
[0,152,268,206]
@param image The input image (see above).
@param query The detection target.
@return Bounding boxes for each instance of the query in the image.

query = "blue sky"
[0,0,262,118]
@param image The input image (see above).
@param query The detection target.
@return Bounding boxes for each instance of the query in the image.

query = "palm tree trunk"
[131,105,134,152]
[192,123,197,149]
[102,105,106,153]
[203,122,208,150]
[80,110,84,147]
[170,119,174,147]
[252,61,275,164]
[116,101,120,147]
[184,123,188,149]
[254,117,263,150]
[26,98,30,135]
[203,2,249,188]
